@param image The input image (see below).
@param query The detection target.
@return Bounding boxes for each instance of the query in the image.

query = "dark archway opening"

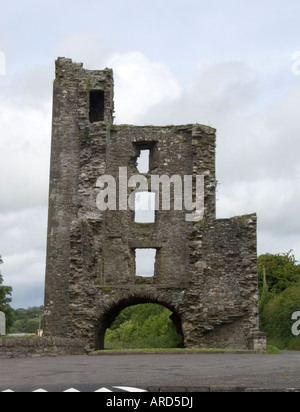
[95,299,183,350]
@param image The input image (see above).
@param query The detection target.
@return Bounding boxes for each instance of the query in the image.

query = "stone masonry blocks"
[44,58,260,351]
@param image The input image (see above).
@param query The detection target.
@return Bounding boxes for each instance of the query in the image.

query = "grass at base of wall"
[266,345,282,354]
[92,347,275,355]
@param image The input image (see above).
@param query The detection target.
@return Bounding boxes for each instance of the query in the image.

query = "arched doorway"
[105,303,183,349]
[95,297,184,350]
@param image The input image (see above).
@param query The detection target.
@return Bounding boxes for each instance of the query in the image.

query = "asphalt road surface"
[1,352,300,392]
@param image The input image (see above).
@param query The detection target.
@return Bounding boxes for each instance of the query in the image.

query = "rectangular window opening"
[137,149,150,174]
[135,249,156,278]
[133,142,157,173]
[89,90,105,123]
[134,192,156,223]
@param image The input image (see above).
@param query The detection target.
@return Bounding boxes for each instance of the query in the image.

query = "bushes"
[261,286,300,350]
[258,252,300,350]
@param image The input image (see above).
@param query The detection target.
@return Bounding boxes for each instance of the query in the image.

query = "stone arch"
[94,293,184,350]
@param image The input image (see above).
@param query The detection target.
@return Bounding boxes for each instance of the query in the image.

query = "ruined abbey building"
[44,57,263,351]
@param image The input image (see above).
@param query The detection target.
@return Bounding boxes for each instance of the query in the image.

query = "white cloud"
[136,60,258,126]
[0,103,51,212]
[4,250,45,286]
[108,51,182,124]
[217,177,300,233]
[54,32,113,70]
[0,208,47,253]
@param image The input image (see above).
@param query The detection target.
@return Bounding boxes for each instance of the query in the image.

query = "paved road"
[1,352,300,392]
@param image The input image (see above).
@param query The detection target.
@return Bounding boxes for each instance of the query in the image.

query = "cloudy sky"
[0,0,300,308]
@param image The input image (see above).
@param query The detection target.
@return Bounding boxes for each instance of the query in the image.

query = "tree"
[0,256,14,331]
[11,306,44,334]
[259,266,274,330]
[258,251,300,295]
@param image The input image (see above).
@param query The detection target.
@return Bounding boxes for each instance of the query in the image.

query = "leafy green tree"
[259,265,274,331]
[10,306,44,334]
[0,256,14,331]
[258,251,300,295]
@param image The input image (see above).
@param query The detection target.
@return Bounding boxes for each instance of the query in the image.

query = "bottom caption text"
[106,395,194,409]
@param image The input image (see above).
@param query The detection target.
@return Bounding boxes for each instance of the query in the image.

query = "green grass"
[266,345,281,354]
[93,345,283,355]
[91,347,257,355]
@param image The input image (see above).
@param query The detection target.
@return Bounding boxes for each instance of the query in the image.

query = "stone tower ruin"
[44,57,260,350]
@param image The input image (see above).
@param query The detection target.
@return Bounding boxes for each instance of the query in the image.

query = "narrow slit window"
[135,192,156,223]
[135,249,156,278]
[89,90,105,123]
[137,149,150,174]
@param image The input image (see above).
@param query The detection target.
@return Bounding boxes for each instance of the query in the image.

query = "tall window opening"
[134,192,156,223]
[89,90,105,123]
[137,149,150,174]
[135,248,156,278]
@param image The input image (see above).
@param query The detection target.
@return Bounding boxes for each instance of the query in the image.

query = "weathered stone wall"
[44,58,114,336]
[44,58,260,351]
[186,215,259,349]
[0,337,86,358]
